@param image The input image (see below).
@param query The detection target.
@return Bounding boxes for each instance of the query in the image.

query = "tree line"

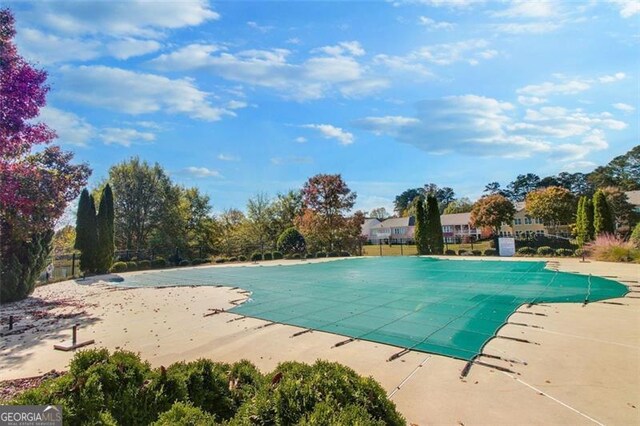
[70,158,364,270]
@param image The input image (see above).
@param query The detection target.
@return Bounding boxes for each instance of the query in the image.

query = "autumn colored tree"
[470,194,515,235]
[299,174,357,251]
[525,186,575,235]
[0,9,89,302]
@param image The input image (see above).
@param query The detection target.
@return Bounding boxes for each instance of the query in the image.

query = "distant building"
[361,218,381,240]
[367,216,415,244]
[440,212,484,243]
[626,190,640,212]
[499,201,570,238]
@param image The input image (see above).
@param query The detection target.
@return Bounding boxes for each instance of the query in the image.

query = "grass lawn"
[362,241,492,256]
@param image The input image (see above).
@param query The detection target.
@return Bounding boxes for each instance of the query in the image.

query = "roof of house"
[374,216,415,228]
[439,212,472,226]
[626,190,640,206]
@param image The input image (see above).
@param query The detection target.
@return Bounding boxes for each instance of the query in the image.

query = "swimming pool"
[118,257,628,361]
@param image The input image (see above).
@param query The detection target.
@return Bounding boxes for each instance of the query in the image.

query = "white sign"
[498,237,516,257]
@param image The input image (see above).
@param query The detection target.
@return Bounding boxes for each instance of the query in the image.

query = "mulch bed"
[0,370,65,402]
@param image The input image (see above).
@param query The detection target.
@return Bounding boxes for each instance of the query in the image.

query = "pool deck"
[1,256,638,425]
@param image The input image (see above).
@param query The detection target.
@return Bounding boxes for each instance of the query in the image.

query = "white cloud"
[270,156,313,165]
[31,0,219,38]
[418,16,455,30]
[398,0,483,8]
[612,102,635,112]
[302,124,355,145]
[58,65,234,121]
[149,43,384,101]
[100,127,156,147]
[493,22,561,34]
[106,38,162,60]
[295,136,307,143]
[494,0,557,18]
[599,72,626,83]
[517,96,547,106]
[517,79,591,96]
[218,154,240,161]
[184,167,222,178]
[314,41,366,57]
[355,95,625,160]
[375,39,497,77]
[38,106,94,146]
[16,28,102,64]
[609,0,640,18]
[247,21,274,33]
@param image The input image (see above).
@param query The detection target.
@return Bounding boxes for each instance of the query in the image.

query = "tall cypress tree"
[75,189,97,273]
[575,196,586,246]
[593,190,614,235]
[413,196,429,255]
[425,195,444,254]
[96,184,115,273]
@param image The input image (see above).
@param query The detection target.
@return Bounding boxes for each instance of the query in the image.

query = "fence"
[362,240,493,256]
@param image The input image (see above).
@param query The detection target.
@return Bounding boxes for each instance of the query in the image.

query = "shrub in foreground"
[327,251,340,257]
[137,259,151,270]
[13,349,404,426]
[238,255,247,262]
[316,251,327,258]
[152,402,216,426]
[126,261,137,271]
[444,249,456,255]
[178,260,190,267]
[483,249,497,256]
[263,252,273,261]
[272,251,283,260]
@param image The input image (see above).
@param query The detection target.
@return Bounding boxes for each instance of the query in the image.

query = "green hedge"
[13,349,405,426]
[537,246,554,256]
[110,261,127,273]
[555,248,574,257]
[516,247,536,256]
[151,258,167,268]
[238,255,247,262]
[251,252,263,262]
[179,260,190,267]
[263,252,273,261]
[272,251,283,260]
[126,261,137,271]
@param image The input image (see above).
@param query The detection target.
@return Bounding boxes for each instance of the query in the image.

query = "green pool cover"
[120,257,628,361]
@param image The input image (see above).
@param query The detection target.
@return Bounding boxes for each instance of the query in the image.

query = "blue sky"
[13,0,639,215]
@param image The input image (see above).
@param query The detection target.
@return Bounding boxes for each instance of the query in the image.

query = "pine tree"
[425,195,444,254]
[75,189,97,273]
[413,196,429,255]
[96,184,115,273]
[593,190,615,235]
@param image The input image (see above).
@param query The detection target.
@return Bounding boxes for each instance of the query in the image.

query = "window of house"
[514,218,522,225]
[524,217,532,224]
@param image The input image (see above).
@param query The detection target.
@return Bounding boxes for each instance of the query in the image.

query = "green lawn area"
[362,241,492,256]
